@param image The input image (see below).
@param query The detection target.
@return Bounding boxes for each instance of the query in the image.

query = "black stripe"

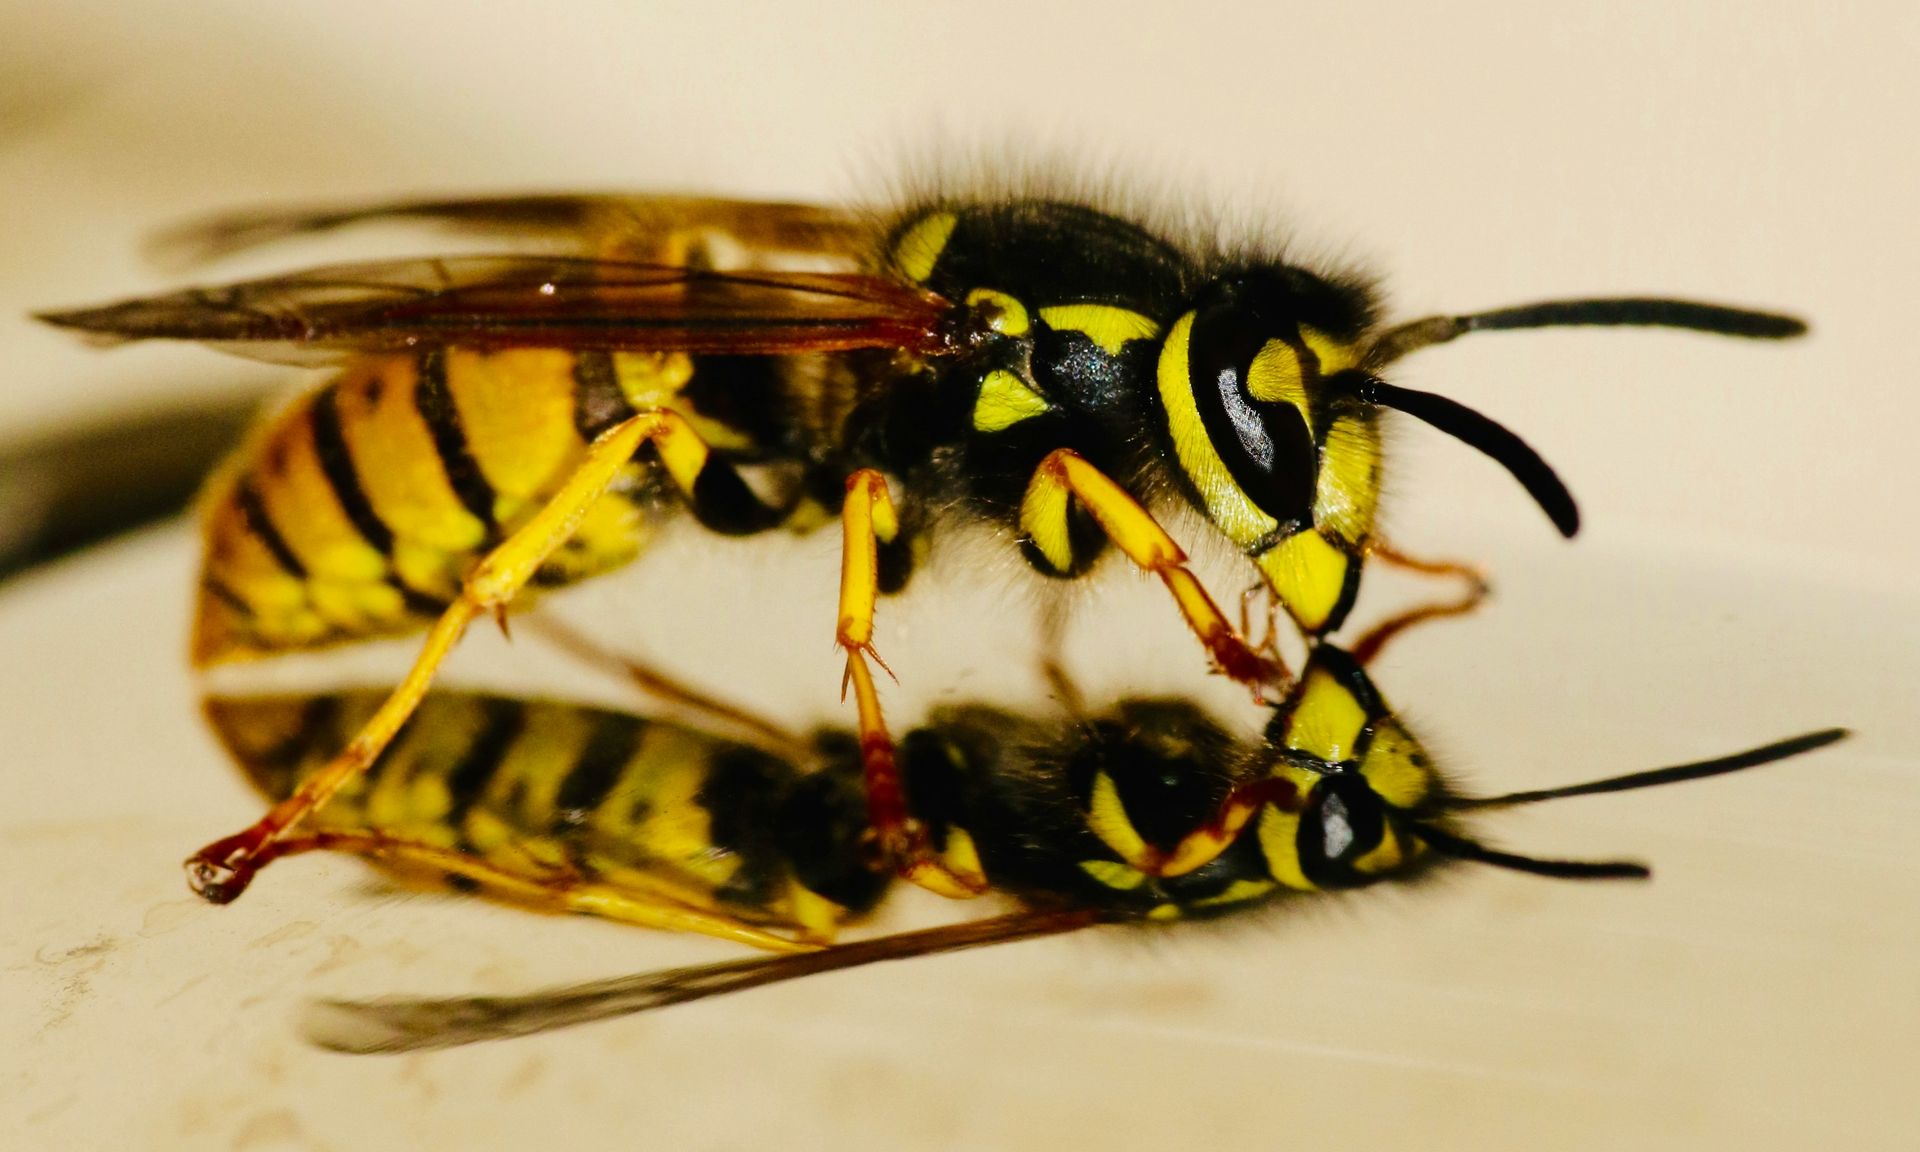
[248,695,346,801]
[552,712,647,830]
[412,348,498,530]
[388,578,452,618]
[235,482,308,578]
[442,697,529,828]
[572,350,636,441]
[688,458,788,535]
[201,576,255,618]
[309,385,394,555]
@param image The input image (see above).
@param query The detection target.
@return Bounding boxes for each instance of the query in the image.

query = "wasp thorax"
[1066,701,1242,859]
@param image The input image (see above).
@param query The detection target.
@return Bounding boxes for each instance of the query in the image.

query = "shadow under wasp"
[201,600,1844,1053]
[39,185,1807,901]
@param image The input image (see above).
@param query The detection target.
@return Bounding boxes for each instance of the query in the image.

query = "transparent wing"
[39,254,957,366]
[146,193,875,270]
[304,908,1103,1054]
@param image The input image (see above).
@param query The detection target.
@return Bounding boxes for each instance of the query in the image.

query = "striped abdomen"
[205,690,887,934]
[194,347,691,664]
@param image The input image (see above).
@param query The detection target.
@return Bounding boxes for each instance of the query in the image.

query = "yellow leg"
[1022,449,1290,694]
[186,409,714,904]
[256,830,815,954]
[1154,778,1304,877]
[836,469,986,900]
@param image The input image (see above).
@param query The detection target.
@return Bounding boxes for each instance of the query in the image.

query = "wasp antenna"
[1368,297,1807,364]
[1450,728,1849,811]
[1410,821,1649,881]
[1460,298,1807,340]
[1349,374,1580,537]
[304,909,1103,1054]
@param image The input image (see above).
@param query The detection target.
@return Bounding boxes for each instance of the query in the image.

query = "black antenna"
[1368,297,1808,365]
[1348,373,1580,537]
[1449,728,1848,810]
[1408,821,1649,880]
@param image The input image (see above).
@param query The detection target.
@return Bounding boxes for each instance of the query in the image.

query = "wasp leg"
[1345,540,1491,664]
[253,830,816,954]
[524,613,805,759]
[840,653,988,900]
[1365,538,1490,594]
[1347,585,1491,666]
[1021,449,1291,694]
[1102,778,1304,880]
[185,409,762,905]
[834,469,987,899]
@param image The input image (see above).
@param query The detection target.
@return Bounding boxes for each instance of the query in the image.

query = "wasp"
[39,188,1807,902]
[201,601,1844,1053]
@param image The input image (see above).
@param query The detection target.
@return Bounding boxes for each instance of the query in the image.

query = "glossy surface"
[3,2,1916,1149]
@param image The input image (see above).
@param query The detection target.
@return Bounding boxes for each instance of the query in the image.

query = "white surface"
[2,3,1917,1149]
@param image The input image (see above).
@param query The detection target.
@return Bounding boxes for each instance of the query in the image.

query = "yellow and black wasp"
[39,187,1807,903]
[201,605,1845,1053]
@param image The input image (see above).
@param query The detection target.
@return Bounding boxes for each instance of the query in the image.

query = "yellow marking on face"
[1147,903,1183,921]
[443,349,586,524]
[333,358,487,552]
[1257,529,1353,634]
[1352,823,1408,876]
[892,211,958,282]
[965,288,1030,337]
[1018,468,1078,572]
[1301,325,1358,375]
[1359,717,1433,810]
[1156,313,1279,548]
[1283,663,1371,762]
[1079,859,1150,890]
[1086,771,1153,868]
[1257,805,1317,892]
[1191,879,1278,908]
[1314,411,1380,545]
[1038,304,1161,356]
[972,368,1052,433]
[1245,339,1309,409]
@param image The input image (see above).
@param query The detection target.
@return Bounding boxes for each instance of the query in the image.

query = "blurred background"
[2,3,1915,1149]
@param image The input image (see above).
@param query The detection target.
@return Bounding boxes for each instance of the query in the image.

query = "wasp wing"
[147,194,873,270]
[38,255,955,367]
[303,908,1103,1054]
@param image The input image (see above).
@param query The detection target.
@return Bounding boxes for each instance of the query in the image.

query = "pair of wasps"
[43,185,1843,1051]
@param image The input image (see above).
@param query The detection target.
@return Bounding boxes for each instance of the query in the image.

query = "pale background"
[2,2,1917,1149]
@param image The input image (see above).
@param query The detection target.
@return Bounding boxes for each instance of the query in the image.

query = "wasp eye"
[1298,773,1388,887]
[1182,300,1318,525]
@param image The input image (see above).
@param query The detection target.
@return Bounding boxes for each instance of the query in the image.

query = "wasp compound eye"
[1298,773,1388,888]
[1180,299,1319,527]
